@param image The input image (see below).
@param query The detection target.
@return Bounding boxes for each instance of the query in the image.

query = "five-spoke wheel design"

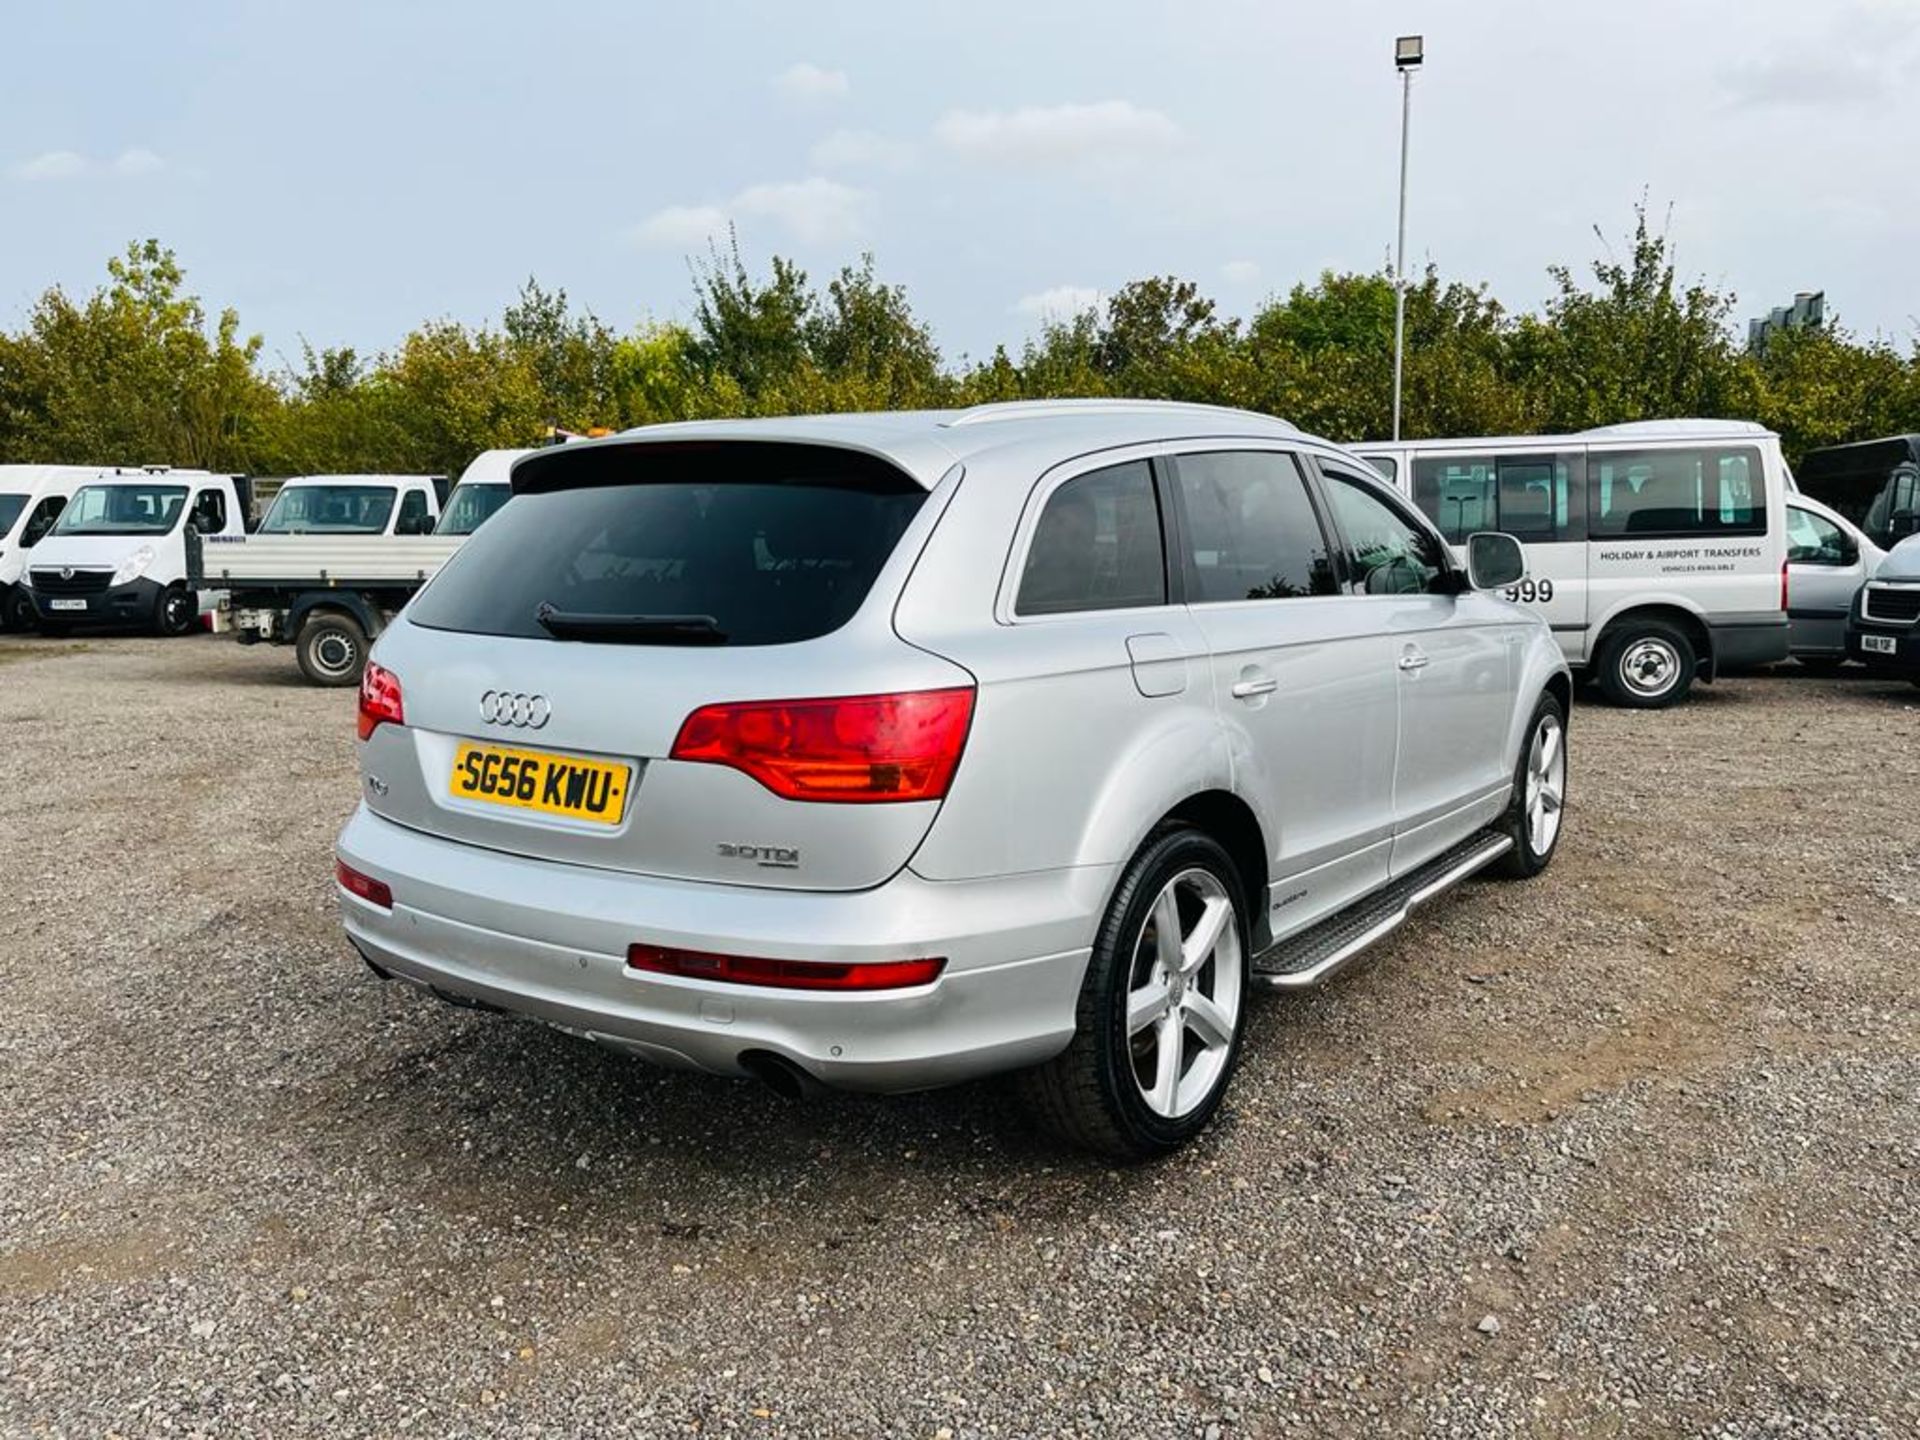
[1524,711,1567,857]
[1126,868,1244,1120]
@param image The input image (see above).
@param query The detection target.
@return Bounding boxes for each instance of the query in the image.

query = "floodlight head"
[1395,35,1424,69]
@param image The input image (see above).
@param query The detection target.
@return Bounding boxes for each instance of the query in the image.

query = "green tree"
[1516,204,1756,431]
[0,239,276,468]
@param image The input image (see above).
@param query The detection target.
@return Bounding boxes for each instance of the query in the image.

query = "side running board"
[1253,831,1514,990]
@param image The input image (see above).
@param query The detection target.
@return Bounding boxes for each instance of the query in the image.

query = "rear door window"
[1170,451,1338,602]
[408,447,926,646]
[1016,460,1166,615]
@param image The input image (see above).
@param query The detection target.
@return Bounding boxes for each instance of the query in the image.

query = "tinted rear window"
[408,455,924,646]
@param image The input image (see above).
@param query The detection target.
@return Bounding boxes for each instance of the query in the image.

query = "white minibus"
[1357,421,1790,707]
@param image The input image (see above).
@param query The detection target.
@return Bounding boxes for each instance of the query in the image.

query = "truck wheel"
[1596,620,1695,708]
[2,588,36,633]
[1018,827,1250,1160]
[296,613,368,687]
[154,583,197,637]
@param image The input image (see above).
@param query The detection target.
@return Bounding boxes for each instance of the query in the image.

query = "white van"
[1357,421,1790,706]
[257,474,444,537]
[0,465,104,631]
[21,467,250,635]
[434,449,529,536]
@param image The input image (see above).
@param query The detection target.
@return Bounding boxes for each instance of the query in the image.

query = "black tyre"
[295,612,369,687]
[154,583,197,637]
[1018,827,1250,1160]
[1596,619,1695,708]
[1,587,37,633]
[1495,692,1568,879]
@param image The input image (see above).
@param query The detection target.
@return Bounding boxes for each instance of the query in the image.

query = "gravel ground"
[1,634,1916,1438]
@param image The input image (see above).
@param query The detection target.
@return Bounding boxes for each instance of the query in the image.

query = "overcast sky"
[4,0,1916,374]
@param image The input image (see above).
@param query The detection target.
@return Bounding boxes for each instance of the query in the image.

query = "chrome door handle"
[1398,650,1430,672]
[1230,677,1279,698]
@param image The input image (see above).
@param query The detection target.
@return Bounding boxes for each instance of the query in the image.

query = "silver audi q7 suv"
[337,402,1571,1157]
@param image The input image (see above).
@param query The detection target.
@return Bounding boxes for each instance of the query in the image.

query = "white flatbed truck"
[191,532,466,685]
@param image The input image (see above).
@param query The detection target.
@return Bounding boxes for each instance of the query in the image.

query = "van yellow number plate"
[451,742,631,825]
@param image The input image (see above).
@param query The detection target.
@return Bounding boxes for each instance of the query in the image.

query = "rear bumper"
[1704,612,1790,673]
[335,804,1104,1092]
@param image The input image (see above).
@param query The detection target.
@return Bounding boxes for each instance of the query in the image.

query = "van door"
[1785,500,1867,657]
[1165,449,1397,936]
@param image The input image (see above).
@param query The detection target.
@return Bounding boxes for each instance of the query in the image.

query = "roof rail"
[1580,419,1772,438]
[940,399,1297,432]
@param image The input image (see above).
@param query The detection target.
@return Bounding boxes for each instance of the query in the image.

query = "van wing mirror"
[1465,532,1526,591]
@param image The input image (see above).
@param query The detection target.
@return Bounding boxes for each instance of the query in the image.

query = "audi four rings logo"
[480,690,551,728]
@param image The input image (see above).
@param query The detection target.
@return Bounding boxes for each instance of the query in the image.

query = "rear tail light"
[670,687,975,803]
[335,860,393,909]
[1781,558,1791,612]
[357,661,404,741]
[627,944,945,991]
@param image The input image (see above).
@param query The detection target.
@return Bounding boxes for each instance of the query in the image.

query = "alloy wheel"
[1525,713,1567,855]
[1125,868,1243,1119]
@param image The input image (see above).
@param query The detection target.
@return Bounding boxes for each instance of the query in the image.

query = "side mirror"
[1465,531,1526,591]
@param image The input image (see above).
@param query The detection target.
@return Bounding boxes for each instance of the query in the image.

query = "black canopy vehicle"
[1795,435,1920,551]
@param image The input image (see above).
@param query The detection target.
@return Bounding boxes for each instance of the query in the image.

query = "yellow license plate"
[450,742,632,825]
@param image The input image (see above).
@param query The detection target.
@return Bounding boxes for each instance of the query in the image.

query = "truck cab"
[23,467,249,635]
[0,464,105,631]
[258,474,444,538]
[434,450,529,536]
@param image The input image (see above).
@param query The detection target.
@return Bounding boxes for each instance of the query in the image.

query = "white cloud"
[11,149,89,181]
[111,147,167,176]
[936,101,1181,171]
[10,147,167,181]
[633,178,871,249]
[1013,285,1103,319]
[633,204,730,248]
[1722,2,1920,108]
[1723,52,1886,108]
[774,62,849,103]
[731,177,869,244]
[809,128,916,172]
[1221,259,1261,286]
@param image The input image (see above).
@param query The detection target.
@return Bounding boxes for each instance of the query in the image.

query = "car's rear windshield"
[407,446,927,646]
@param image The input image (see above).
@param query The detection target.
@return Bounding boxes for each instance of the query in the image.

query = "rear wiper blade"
[535,604,728,645]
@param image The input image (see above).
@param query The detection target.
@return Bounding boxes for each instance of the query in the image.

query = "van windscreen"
[407,451,925,647]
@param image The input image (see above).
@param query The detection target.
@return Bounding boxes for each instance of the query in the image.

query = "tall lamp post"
[1391,34,1423,442]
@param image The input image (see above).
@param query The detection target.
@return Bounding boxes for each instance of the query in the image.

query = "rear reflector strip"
[336,860,393,910]
[627,944,945,992]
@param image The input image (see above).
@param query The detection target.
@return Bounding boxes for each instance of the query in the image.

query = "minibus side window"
[1412,453,1583,543]
[1588,447,1768,539]
[1412,457,1497,543]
